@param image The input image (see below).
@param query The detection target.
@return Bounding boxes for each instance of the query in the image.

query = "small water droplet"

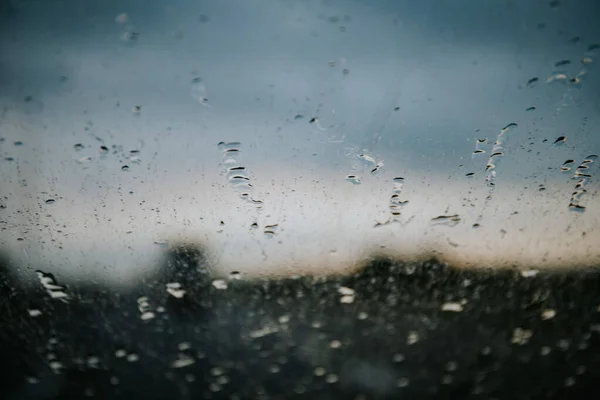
[74,143,84,151]
[45,199,56,205]
[212,279,228,290]
[132,105,141,114]
[526,106,536,111]
[263,224,279,238]
[541,309,556,320]
[397,377,410,388]
[121,165,130,171]
[527,77,539,86]
[346,175,361,184]
[229,271,242,280]
[554,59,571,67]
[191,77,208,104]
[13,140,23,146]
[431,214,461,226]
[407,331,419,345]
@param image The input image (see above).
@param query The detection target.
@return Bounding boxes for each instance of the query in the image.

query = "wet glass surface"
[1,0,600,398]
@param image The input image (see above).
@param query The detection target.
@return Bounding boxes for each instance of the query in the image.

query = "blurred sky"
[1,0,599,285]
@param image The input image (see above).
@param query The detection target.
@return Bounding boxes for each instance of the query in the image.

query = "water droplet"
[263,224,279,238]
[541,309,556,320]
[171,355,195,369]
[588,44,600,51]
[520,269,539,278]
[568,203,586,213]
[115,13,128,24]
[526,77,539,86]
[28,309,42,317]
[166,282,186,298]
[212,279,228,290]
[45,199,56,205]
[371,162,384,174]
[407,331,419,345]
[36,271,69,301]
[191,77,208,104]
[526,106,536,111]
[99,146,109,154]
[121,165,130,171]
[397,377,410,388]
[13,140,23,146]
[511,328,533,345]
[229,271,242,280]
[77,156,93,164]
[431,215,461,226]
[338,286,355,296]
[547,73,568,83]
[346,175,361,184]
[314,367,326,377]
[465,172,475,177]
[325,373,339,383]
[554,59,571,67]
[441,302,464,312]
[74,143,84,151]
[131,105,141,114]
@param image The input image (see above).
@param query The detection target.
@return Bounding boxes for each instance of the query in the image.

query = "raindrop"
[397,377,410,388]
[263,224,279,238]
[132,105,141,114]
[554,59,571,67]
[465,172,474,177]
[13,140,23,146]
[431,215,461,226]
[588,44,600,51]
[99,146,109,154]
[115,13,128,24]
[74,143,84,151]
[407,331,419,345]
[511,328,533,345]
[371,162,384,174]
[526,106,536,111]
[358,153,377,165]
[441,302,464,312]
[36,271,69,301]
[229,271,242,280]
[526,77,539,86]
[212,279,228,290]
[190,77,208,104]
[121,165,130,171]
[501,122,518,131]
[568,203,586,213]
[541,309,556,320]
[45,199,56,205]
[346,175,361,184]
[294,114,304,120]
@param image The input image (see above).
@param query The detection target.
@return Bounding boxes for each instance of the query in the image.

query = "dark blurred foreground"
[1,247,600,400]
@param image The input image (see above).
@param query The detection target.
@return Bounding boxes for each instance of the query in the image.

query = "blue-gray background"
[1,0,599,284]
